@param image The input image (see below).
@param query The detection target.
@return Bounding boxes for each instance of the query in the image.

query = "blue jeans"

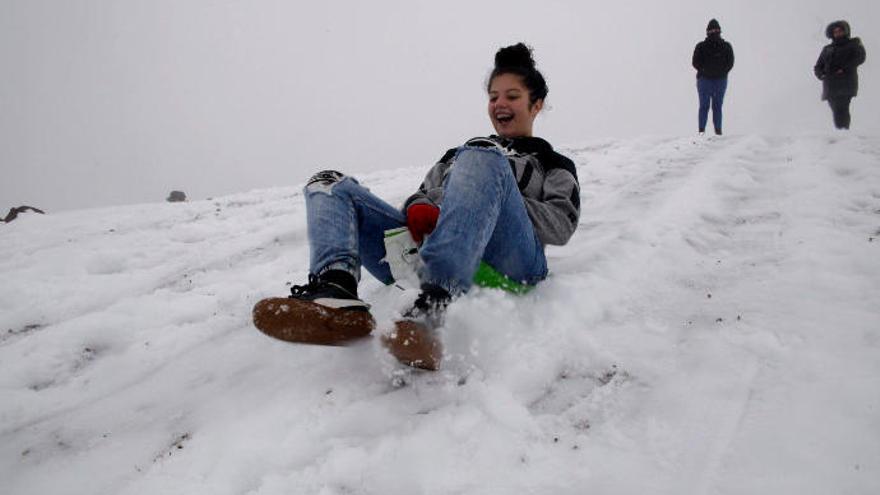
[697,77,728,132]
[304,147,547,295]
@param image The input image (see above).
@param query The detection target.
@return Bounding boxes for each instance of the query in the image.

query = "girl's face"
[488,73,543,138]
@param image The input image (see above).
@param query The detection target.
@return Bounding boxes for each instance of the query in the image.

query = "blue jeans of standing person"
[304,147,548,295]
[697,77,728,134]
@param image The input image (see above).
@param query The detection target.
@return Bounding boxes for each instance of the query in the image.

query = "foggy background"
[2,0,877,213]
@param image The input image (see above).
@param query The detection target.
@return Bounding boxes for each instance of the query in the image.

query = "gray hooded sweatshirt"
[404,135,580,246]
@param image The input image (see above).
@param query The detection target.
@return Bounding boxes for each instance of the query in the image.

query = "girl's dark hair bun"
[488,42,548,104]
[494,42,536,71]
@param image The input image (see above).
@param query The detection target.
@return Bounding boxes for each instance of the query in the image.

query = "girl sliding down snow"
[253,42,580,370]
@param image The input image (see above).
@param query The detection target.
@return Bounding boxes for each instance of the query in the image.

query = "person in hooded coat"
[692,19,734,135]
[814,20,866,130]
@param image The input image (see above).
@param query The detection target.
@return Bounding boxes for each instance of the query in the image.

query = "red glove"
[406,204,440,244]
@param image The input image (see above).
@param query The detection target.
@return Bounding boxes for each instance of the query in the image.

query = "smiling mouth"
[495,113,514,124]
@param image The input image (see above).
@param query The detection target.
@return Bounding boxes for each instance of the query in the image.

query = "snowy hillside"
[2,134,879,494]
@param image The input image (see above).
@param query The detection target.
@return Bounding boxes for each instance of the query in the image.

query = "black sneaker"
[289,272,369,311]
[382,285,451,371]
[252,272,374,345]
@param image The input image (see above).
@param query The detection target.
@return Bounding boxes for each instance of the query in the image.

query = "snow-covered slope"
[2,134,879,495]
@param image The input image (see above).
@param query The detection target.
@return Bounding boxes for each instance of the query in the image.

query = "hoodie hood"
[825,20,851,39]
[707,19,721,33]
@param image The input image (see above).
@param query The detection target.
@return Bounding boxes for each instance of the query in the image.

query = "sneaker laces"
[403,285,451,328]
[290,273,362,303]
[289,274,322,298]
[411,291,447,314]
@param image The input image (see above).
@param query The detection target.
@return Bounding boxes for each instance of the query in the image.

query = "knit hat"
[707,19,721,32]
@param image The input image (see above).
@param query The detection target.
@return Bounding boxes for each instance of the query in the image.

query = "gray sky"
[2,0,877,212]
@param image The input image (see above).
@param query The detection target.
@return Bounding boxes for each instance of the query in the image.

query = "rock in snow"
[1,134,879,494]
[166,191,187,203]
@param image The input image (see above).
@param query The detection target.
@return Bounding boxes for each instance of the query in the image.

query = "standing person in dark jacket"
[692,19,735,135]
[252,43,580,370]
[814,21,866,130]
